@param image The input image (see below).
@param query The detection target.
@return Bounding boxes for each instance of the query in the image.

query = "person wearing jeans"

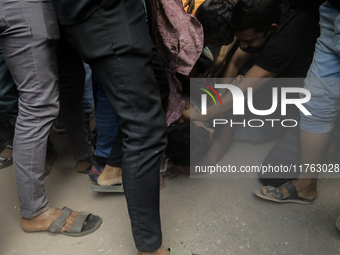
[0,0,101,236]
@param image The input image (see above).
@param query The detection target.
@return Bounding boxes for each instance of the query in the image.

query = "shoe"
[53,114,65,134]
[0,144,13,169]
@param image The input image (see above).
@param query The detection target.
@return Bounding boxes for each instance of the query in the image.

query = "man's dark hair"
[231,0,282,33]
[165,121,213,166]
[195,0,235,46]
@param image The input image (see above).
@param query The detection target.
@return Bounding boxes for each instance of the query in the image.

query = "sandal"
[253,181,315,205]
[90,182,124,193]
[46,206,102,237]
[0,144,13,169]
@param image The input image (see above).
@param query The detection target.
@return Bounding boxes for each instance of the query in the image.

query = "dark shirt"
[51,0,101,25]
[256,5,320,78]
[329,0,340,11]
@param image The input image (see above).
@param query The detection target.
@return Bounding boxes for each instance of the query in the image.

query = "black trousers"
[57,38,94,161]
[59,0,167,252]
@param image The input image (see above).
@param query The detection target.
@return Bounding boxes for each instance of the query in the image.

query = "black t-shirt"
[51,0,101,25]
[329,0,340,11]
[255,5,320,78]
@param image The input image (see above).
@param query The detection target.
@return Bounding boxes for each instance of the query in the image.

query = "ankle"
[294,178,317,189]
[103,165,122,176]
[22,207,54,231]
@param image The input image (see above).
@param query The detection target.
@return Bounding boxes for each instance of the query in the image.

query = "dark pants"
[57,38,94,161]
[59,0,168,252]
[0,47,18,126]
[106,43,170,168]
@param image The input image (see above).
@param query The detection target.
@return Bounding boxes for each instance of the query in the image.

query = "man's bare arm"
[223,47,254,78]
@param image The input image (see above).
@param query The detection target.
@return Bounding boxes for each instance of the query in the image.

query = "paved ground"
[1,131,340,255]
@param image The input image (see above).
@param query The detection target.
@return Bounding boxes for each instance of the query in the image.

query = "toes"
[61,212,78,232]
[261,186,267,195]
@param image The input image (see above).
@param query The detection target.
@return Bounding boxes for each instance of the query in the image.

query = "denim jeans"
[92,72,119,159]
[300,1,340,133]
[83,63,94,122]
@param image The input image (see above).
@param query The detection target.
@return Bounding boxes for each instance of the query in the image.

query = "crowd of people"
[0,0,339,254]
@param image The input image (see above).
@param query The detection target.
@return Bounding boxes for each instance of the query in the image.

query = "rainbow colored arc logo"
[197,82,223,106]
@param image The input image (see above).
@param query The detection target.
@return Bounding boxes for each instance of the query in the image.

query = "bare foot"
[97,165,122,186]
[261,179,317,200]
[137,246,170,255]
[22,207,82,233]
[76,158,93,173]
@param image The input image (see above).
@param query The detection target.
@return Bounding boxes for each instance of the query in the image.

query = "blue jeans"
[92,72,119,159]
[83,62,94,122]
[300,1,340,133]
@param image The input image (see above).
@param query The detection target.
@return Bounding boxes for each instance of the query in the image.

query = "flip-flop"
[46,206,102,237]
[90,182,124,193]
[253,181,315,205]
[168,247,198,255]
[0,144,13,169]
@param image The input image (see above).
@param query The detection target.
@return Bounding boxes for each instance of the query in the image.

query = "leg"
[0,46,18,125]
[0,0,59,218]
[60,0,167,252]
[57,36,94,171]
[0,0,101,235]
[0,46,18,168]
[94,45,170,186]
[82,62,94,123]
[91,72,121,186]
[260,2,340,201]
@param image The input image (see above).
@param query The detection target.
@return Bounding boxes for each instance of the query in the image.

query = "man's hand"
[182,103,202,121]
[232,75,244,86]
[183,0,195,14]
